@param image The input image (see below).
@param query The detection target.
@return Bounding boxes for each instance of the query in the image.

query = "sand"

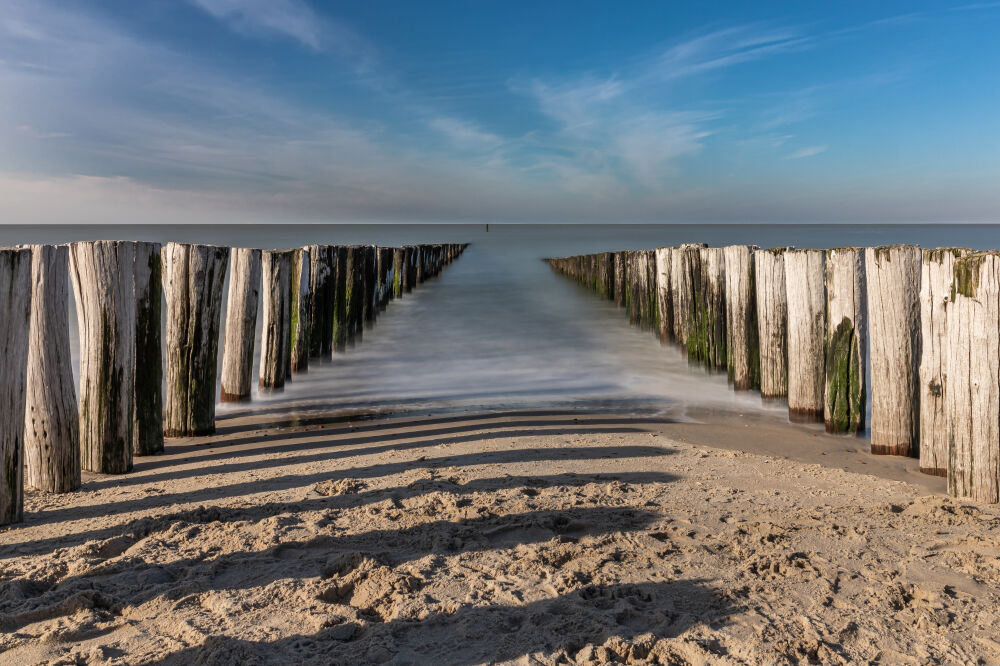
[2,406,999,665]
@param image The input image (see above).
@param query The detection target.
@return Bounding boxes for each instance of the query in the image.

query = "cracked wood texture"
[70,241,136,474]
[0,247,32,524]
[919,248,968,476]
[655,247,673,344]
[220,248,261,402]
[24,245,80,492]
[671,244,705,348]
[306,244,334,358]
[754,248,789,399]
[723,245,760,391]
[866,245,921,456]
[392,247,404,300]
[332,245,349,353]
[289,247,310,375]
[946,252,1000,502]
[259,250,293,390]
[133,241,163,456]
[163,242,230,437]
[784,249,826,422]
[691,247,726,371]
[824,247,867,436]
[614,251,626,308]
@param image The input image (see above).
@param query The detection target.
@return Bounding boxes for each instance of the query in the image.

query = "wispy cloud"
[429,117,503,153]
[188,0,323,49]
[787,145,828,159]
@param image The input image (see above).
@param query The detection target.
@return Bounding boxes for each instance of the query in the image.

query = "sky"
[1,1,998,224]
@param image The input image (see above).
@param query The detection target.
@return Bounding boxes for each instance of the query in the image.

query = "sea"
[1,223,996,435]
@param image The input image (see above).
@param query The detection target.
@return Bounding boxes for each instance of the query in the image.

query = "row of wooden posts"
[546,244,1000,504]
[0,241,467,525]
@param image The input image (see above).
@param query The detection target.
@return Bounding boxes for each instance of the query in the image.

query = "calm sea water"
[1,224,997,430]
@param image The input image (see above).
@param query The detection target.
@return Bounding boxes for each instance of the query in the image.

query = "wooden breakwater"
[0,241,467,526]
[546,243,1000,504]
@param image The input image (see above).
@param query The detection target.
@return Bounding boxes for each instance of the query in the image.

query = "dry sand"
[2,406,999,665]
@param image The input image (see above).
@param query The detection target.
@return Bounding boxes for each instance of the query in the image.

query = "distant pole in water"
[0,247,32,525]
[866,245,921,456]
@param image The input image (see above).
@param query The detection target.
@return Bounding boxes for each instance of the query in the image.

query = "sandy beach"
[2,406,998,665]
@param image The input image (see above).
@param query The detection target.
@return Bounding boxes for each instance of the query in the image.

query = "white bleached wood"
[919,248,968,476]
[754,248,789,399]
[220,248,262,402]
[866,245,921,456]
[784,249,826,422]
[946,251,1000,502]
[655,247,673,344]
[69,241,136,473]
[290,247,310,375]
[24,245,80,492]
[723,245,759,390]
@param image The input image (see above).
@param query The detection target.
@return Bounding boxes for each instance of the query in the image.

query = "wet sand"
[1,406,998,665]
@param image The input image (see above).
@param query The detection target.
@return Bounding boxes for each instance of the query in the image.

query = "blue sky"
[1,1,998,224]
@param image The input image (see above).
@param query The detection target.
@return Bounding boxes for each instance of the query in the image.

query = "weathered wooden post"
[0,247,31,523]
[259,249,293,390]
[361,245,377,329]
[392,247,405,299]
[690,247,726,370]
[946,251,1000,502]
[643,249,658,333]
[220,248,262,402]
[671,244,700,348]
[133,241,163,456]
[290,247,310,375]
[866,245,921,456]
[919,248,968,475]
[824,247,867,435]
[754,248,789,399]
[784,249,826,422]
[723,245,760,390]
[70,241,136,471]
[614,251,626,308]
[162,242,230,437]
[332,245,349,352]
[344,246,365,344]
[655,247,673,344]
[307,244,334,359]
[24,245,80,492]
[378,247,393,311]
[404,246,418,293]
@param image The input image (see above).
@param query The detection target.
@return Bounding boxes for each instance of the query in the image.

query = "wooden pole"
[332,245,349,352]
[220,247,261,402]
[784,249,826,422]
[0,247,31,523]
[723,245,760,390]
[24,245,80,492]
[866,245,921,456]
[614,251,626,308]
[824,247,867,435]
[378,247,393,311]
[655,247,673,344]
[69,241,136,471]
[754,248,789,399]
[133,241,163,456]
[404,246,417,293]
[290,247,311,375]
[691,247,726,371]
[920,248,968,476]
[344,246,364,344]
[392,247,405,299]
[671,244,704,348]
[946,251,1000,502]
[643,249,658,333]
[259,249,293,390]
[306,244,334,358]
[162,242,230,437]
